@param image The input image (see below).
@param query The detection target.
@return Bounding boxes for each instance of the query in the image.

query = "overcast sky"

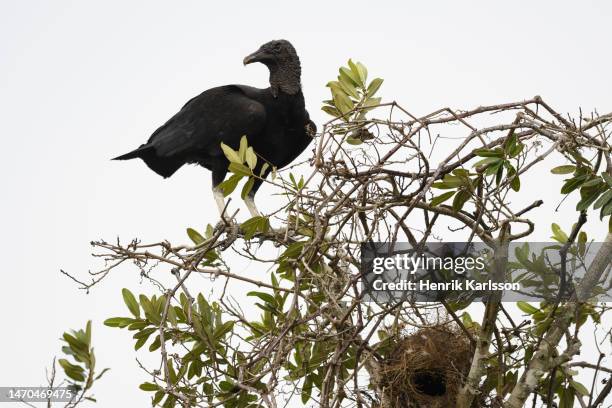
[1,1,610,407]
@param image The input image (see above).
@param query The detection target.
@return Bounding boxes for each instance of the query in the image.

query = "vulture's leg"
[245,178,264,218]
[213,186,226,216]
[211,164,229,218]
[245,193,261,218]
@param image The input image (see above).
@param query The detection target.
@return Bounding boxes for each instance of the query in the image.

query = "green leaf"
[213,321,235,339]
[432,182,454,189]
[578,231,587,256]
[259,162,270,177]
[239,136,248,162]
[436,173,472,189]
[335,78,359,99]
[280,241,305,260]
[602,172,612,187]
[103,317,133,328]
[570,380,589,396]
[356,62,368,85]
[134,336,147,350]
[363,96,381,110]
[452,189,471,212]
[139,295,153,316]
[128,320,148,330]
[431,191,456,206]
[473,157,502,168]
[346,137,363,145]
[241,216,269,240]
[122,288,140,318]
[148,335,161,352]
[581,177,602,188]
[247,291,276,305]
[187,228,205,245]
[576,188,604,211]
[327,81,347,97]
[485,160,503,176]
[241,177,255,200]
[152,390,164,405]
[551,165,576,174]
[62,333,88,359]
[228,162,252,177]
[340,80,360,99]
[64,368,86,382]
[601,200,612,219]
[594,189,612,209]
[220,142,241,164]
[84,321,91,346]
[452,168,471,177]
[58,358,84,372]
[301,375,313,404]
[366,78,383,96]
[139,382,160,392]
[94,367,110,381]
[561,177,585,194]
[503,132,517,151]
[474,148,504,158]
[569,150,590,165]
[339,67,359,87]
[205,224,214,238]
[245,147,257,170]
[241,217,259,239]
[517,301,538,314]
[347,59,365,87]
[162,395,176,408]
[495,164,504,185]
[559,387,575,408]
[551,223,568,243]
[510,175,521,191]
[332,87,354,115]
[321,105,341,118]
[167,305,177,326]
[462,312,473,327]
[133,328,155,340]
[58,359,85,382]
[218,174,243,196]
[355,62,368,87]
[219,380,234,392]
[509,142,524,158]
[440,175,467,188]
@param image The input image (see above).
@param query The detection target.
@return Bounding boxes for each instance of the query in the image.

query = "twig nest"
[379,326,477,407]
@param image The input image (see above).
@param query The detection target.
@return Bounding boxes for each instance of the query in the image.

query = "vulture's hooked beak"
[243,48,268,65]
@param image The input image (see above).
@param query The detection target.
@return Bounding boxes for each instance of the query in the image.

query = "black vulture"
[113,40,315,217]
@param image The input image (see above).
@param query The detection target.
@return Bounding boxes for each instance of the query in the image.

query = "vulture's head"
[243,39,298,67]
[244,40,301,96]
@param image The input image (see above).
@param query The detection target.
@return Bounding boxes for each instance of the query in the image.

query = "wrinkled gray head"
[244,40,301,97]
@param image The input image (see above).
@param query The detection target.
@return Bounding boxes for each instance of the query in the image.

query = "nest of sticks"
[378,325,480,407]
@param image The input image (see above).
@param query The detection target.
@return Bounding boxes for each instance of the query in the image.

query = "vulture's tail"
[112,144,184,178]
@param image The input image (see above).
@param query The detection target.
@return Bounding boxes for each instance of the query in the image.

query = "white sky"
[0,1,610,407]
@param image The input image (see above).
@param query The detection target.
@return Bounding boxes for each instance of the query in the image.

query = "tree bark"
[504,233,612,408]
[457,236,509,408]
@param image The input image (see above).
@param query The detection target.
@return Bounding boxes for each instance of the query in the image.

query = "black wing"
[147,85,267,159]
